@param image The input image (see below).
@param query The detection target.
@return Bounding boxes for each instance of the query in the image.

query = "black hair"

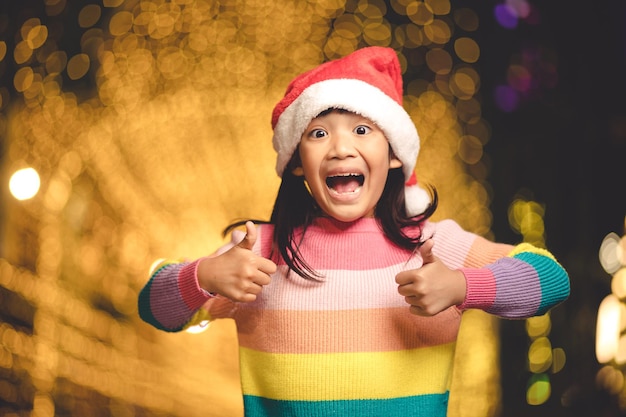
[224,161,438,281]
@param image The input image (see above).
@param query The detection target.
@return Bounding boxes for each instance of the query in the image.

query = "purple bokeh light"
[494,84,520,112]
[494,4,519,29]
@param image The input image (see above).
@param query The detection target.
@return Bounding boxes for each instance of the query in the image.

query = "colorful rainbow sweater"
[138,217,569,417]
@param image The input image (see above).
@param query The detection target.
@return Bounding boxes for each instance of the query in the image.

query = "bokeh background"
[1,0,625,416]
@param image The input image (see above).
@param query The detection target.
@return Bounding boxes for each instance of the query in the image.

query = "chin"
[324,209,375,223]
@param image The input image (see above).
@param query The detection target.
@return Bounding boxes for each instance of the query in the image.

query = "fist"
[198,221,277,302]
[395,239,466,316]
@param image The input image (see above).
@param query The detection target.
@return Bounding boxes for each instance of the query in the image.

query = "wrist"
[196,257,218,295]
[454,269,467,306]
[457,268,496,310]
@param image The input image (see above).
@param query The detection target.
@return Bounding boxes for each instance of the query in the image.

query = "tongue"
[331,177,360,194]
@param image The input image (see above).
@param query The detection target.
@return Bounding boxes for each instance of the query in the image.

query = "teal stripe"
[243,393,449,417]
[512,252,570,314]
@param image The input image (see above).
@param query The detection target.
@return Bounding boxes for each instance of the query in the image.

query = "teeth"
[326,173,364,193]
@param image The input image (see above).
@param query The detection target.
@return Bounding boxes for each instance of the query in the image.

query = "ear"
[389,157,403,169]
[292,166,304,176]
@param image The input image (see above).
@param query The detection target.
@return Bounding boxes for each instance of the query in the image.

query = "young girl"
[138,46,570,417]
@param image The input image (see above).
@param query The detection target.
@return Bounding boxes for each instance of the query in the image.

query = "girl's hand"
[395,240,467,316]
[197,221,277,303]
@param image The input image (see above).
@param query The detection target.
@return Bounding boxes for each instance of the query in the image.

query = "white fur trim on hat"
[272,78,419,181]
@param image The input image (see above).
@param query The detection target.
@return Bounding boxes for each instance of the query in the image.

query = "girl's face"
[295,110,402,222]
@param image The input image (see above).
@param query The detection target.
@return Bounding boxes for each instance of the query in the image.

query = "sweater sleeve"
[432,219,570,319]
[137,259,214,332]
[137,230,249,332]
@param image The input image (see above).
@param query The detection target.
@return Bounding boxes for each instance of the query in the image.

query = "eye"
[354,125,371,135]
[309,128,327,139]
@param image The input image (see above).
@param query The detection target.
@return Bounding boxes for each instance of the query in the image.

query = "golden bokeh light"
[407,2,435,26]
[67,54,91,80]
[25,24,48,50]
[78,4,102,29]
[528,336,553,373]
[526,313,552,339]
[9,167,41,200]
[0,0,504,415]
[454,37,480,63]
[453,8,479,32]
[596,365,625,395]
[508,196,566,405]
[596,294,621,364]
[0,40,7,62]
[612,268,626,299]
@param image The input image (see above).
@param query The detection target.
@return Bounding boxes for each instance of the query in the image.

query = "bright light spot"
[596,294,621,363]
[526,373,551,405]
[185,320,210,334]
[600,233,624,274]
[9,167,41,200]
[148,258,167,275]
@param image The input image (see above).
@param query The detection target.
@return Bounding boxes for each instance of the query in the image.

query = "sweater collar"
[310,216,381,234]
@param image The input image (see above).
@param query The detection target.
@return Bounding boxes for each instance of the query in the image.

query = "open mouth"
[326,173,365,194]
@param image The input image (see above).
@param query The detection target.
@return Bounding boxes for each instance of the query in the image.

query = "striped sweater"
[138,217,570,417]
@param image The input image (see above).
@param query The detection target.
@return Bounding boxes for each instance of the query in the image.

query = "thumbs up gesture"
[197,221,277,303]
[395,239,467,316]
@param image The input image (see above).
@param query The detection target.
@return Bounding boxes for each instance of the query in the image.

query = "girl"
[138,46,570,417]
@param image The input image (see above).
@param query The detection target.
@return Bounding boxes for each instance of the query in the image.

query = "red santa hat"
[271,46,430,216]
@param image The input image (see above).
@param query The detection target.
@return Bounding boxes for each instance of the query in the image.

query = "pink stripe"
[266,219,420,270]
[253,263,422,311]
[178,260,211,310]
[430,220,512,269]
[458,268,497,310]
[236,307,461,354]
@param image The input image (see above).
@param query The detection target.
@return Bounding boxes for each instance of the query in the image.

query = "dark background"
[472,1,626,415]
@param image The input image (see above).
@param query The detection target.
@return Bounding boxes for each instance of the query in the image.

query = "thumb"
[419,239,436,265]
[237,221,257,250]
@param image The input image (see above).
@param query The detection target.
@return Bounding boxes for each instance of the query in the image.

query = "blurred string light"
[595,218,626,410]
[8,167,41,200]
[0,0,503,416]
[508,194,566,405]
[494,0,536,29]
[492,0,556,113]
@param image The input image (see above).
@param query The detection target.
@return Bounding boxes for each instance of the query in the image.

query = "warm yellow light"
[600,233,624,274]
[611,268,626,299]
[526,373,551,405]
[528,336,552,373]
[9,167,41,200]
[526,313,551,339]
[551,347,566,373]
[596,294,621,363]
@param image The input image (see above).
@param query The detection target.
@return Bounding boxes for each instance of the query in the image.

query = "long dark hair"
[224,158,438,281]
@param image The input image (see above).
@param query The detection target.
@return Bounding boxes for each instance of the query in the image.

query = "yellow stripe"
[508,242,557,262]
[240,343,456,401]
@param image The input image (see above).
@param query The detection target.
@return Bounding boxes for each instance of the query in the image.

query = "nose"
[328,130,357,159]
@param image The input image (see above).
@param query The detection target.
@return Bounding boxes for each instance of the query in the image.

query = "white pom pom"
[405,185,431,217]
